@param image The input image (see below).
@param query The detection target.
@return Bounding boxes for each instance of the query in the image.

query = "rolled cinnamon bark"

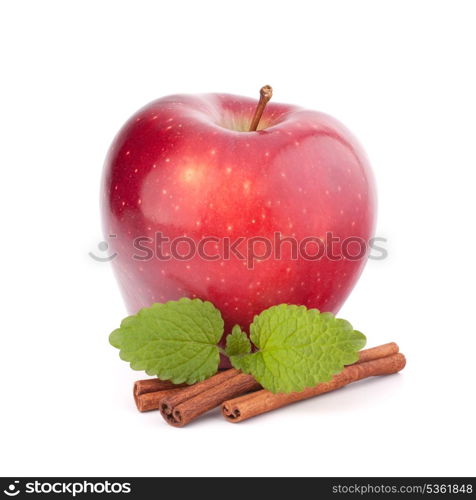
[354,342,399,364]
[160,372,260,427]
[160,369,240,413]
[133,378,188,412]
[134,387,186,412]
[134,378,186,397]
[222,353,406,423]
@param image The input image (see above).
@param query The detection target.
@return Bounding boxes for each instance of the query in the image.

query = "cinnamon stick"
[133,378,187,412]
[134,378,186,396]
[160,371,260,427]
[133,371,240,414]
[354,342,399,364]
[135,387,186,412]
[160,368,239,411]
[222,353,406,423]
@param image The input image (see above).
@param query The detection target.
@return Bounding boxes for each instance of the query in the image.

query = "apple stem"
[249,85,273,131]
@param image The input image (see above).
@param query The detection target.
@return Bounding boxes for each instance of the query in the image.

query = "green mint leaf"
[109,298,224,384]
[350,330,367,350]
[225,325,251,358]
[233,304,366,394]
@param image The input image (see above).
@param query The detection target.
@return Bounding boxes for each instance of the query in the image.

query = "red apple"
[102,89,376,360]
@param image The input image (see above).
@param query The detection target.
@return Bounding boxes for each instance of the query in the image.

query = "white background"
[1,0,475,477]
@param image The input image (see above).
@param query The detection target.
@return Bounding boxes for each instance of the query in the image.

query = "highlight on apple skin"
[101,90,376,361]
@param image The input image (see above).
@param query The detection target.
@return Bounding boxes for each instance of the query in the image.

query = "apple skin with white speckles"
[102,92,376,365]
